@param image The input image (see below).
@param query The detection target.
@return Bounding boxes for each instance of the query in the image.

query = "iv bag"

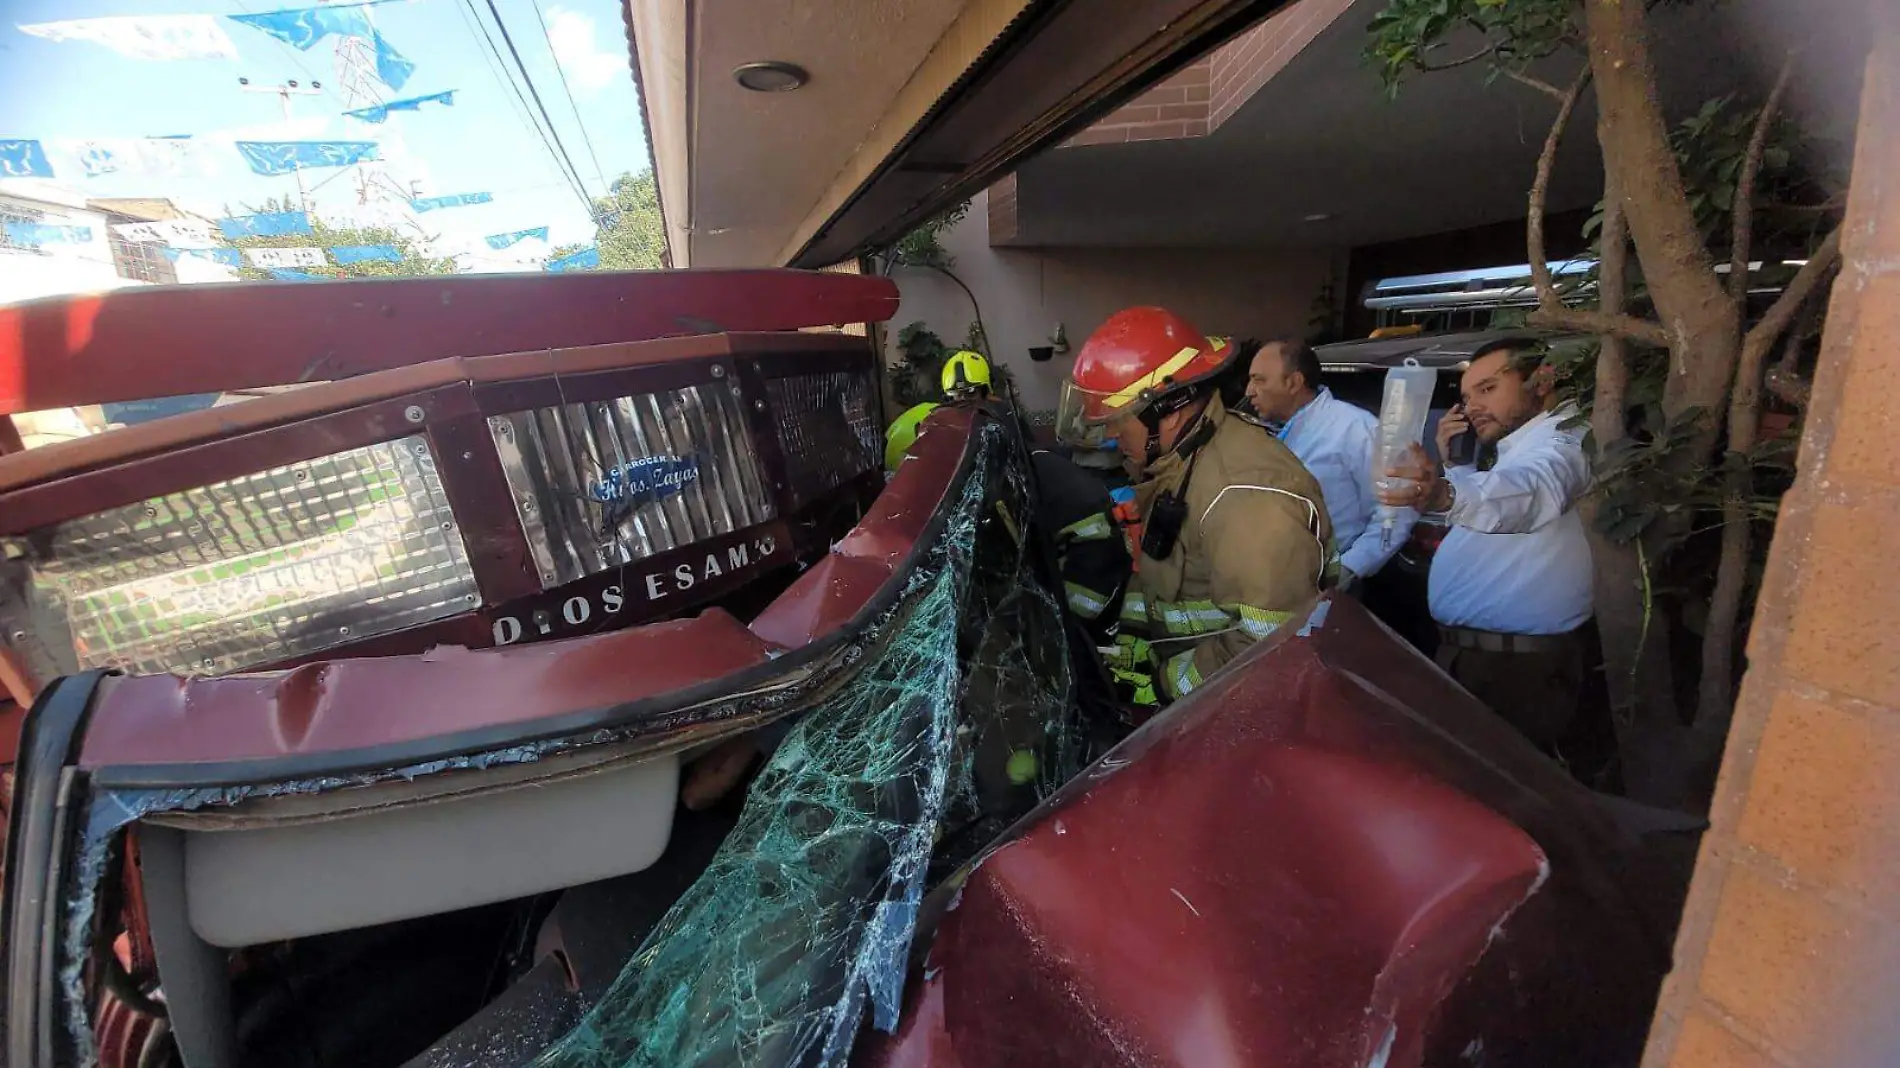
[1372,359,1436,540]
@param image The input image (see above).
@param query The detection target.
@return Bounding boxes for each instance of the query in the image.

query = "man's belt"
[1437,625,1574,655]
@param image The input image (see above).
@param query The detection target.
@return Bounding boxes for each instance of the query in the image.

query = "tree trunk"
[1583,0,1741,429]
[1695,233,1843,755]
[1581,175,1693,808]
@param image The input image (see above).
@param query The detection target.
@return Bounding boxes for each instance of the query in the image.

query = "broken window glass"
[55,417,1081,1067]
[531,420,1080,1067]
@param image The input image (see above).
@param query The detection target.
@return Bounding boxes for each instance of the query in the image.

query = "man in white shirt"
[1377,339,1602,769]
[1244,339,1414,590]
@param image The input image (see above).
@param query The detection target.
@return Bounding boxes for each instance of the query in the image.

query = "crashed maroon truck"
[0,269,1693,1068]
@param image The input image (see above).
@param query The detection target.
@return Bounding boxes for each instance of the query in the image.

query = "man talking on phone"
[1377,338,1604,775]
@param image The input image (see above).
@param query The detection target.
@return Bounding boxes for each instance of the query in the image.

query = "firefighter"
[1057,306,1333,704]
[940,348,991,400]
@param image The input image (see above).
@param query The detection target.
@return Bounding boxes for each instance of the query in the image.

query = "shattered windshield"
[534,421,1080,1067]
[60,418,1085,1066]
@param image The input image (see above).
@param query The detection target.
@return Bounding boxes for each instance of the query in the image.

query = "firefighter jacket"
[1121,402,1333,701]
[1032,450,1129,642]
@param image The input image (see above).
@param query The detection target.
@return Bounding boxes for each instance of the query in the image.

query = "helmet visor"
[1055,379,1138,447]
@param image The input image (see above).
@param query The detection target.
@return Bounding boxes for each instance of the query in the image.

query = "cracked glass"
[530,420,1080,1067]
[58,418,1083,1066]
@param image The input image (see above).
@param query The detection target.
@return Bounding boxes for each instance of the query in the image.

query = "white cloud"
[544,7,623,95]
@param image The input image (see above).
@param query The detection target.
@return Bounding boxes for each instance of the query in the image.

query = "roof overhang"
[625,0,1299,268]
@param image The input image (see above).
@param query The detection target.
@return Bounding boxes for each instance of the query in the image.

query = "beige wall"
[888,189,1336,412]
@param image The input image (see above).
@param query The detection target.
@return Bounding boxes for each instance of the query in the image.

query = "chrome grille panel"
[0,436,479,679]
[489,380,775,588]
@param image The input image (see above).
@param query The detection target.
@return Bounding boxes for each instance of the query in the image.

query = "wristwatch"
[1438,476,1456,514]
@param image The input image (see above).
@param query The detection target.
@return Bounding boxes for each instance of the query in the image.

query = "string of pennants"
[4,4,610,274]
[11,214,591,277]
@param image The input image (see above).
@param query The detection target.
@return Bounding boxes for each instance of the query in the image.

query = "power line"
[477,0,598,211]
[529,0,608,191]
[456,0,592,212]
[453,0,553,158]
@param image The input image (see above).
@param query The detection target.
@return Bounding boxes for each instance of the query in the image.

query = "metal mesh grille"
[0,436,479,679]
[767,371,879,506]
[489,381,776,588]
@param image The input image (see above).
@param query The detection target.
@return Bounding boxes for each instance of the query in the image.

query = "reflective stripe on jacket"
[1125,403,1332,699]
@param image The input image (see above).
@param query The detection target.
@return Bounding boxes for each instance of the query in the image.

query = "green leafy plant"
[548,170,668,271]
[892,322,951,408]
[224,196,454,280]
[880,201,970,273]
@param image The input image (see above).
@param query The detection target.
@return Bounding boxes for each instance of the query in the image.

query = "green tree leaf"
[224,196,454,281]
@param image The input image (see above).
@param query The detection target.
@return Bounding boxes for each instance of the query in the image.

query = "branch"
[1593,169,1633,448]
[1526,306,1671,348]
[1417,42,1500,74]
[1729,53,1799,307]
[1501,68,1570,102]
[1528,65,1595,310]
[1742,225,1842,353]
[1763,297,1822,410]
[1700,222,1837,740]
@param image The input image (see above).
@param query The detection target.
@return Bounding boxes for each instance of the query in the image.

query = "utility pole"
[238,76,323,212]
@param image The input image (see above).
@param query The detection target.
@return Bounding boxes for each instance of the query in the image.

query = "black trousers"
[1436,624,1616,787]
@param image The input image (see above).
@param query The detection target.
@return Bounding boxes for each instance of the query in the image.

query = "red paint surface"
[834,408,973,565]
[749,555,896,651]
[77,611,775,769]
[753,407,978,647]
[862,597,1671,1068]
[0,700,23,767]
[0,269,898,415]
[75,408,977,771]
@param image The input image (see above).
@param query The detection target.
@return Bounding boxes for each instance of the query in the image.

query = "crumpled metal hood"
[860,597,1688,1067]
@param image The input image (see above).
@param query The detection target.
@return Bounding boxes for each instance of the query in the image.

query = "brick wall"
[988,173,1020,243]
[1060,0,1357,149]
[1063,59,1212,147]
[1642,19,1900,1068]
[1209,0,1356,130]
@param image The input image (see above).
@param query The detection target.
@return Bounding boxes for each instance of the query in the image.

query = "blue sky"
[0,0,650,261]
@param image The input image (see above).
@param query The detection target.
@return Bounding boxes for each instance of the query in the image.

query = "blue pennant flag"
[237,140,380,176]
[547,246,600,273]
[230,5,368,49]
[484,226,549,250]
[160,247,243,268]
[268,268,324,281]
[217,211,314,239]
[329,244,401,264]
[4,222,92,246]
[369,30,414,90]
[228,4,412,90]
[411,191,493,213]
[0,139,55,178]
[344,90,454,124]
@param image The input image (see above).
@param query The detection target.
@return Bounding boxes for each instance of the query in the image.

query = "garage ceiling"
[681,0,972,267]
[1003,0,1863,251]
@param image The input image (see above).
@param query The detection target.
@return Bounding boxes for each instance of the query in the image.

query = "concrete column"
[1642,16,1900,1068]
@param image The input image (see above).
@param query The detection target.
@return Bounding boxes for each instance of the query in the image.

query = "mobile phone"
[1443,405,1475,467]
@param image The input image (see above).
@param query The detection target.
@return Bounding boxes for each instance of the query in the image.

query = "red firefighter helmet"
[1056,306,1232,445]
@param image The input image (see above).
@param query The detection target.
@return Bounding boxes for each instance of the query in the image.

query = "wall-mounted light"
[733,61,810,93]
[1302,212,1333,223]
